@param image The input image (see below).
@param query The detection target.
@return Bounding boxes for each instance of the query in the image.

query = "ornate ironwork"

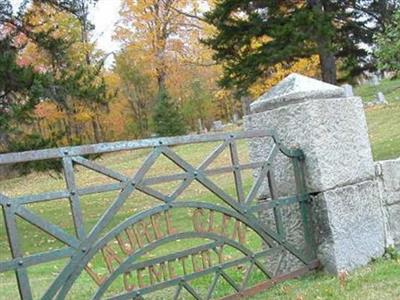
[0,130,318,299]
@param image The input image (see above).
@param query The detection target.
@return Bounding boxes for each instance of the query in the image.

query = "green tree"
[375,10,400,77]
[204,0,399,92]
[0,35,48,149]
[0,0,108,151]
[152,89,186,137]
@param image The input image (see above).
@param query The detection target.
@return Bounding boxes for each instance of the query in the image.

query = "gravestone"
[371,74,380,86]
[376,92,386,104]
[232,113,240,124]
[212,120,224,132]
[342,84,354,97]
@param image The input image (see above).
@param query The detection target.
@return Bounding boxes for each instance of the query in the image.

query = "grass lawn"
[356,78,400,161]
[365,104,400,161]
[0,79,399,299]
[254,257,400,300]
[354,78,400,103]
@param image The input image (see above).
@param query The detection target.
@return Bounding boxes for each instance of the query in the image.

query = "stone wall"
[375,159,400,247]
[245,73,389,274]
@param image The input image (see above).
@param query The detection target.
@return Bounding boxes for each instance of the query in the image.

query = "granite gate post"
[244,73,386,274]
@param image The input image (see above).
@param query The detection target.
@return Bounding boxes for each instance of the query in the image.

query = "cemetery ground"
[0,79,399,299]
[357,78,400,161]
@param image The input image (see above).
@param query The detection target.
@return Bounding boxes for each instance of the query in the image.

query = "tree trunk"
[309,0,337,84]
[0,130,10,151]
[157,67,167,93]
[241,95,251,116]
[64,115,74,145]
[319,50,337,84]
[91,118,102,143]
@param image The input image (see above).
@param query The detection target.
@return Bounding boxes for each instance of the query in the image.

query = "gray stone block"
[245,74,386,274]
[313,180,385,273]
[386,204,400,246]
[258,198,306,275]
[245,96,375,194]
[375,159,400,247]
[377,159,400,204]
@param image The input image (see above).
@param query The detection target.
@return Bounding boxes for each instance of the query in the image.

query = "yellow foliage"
[34,102,66,121]
[74,111,93,123]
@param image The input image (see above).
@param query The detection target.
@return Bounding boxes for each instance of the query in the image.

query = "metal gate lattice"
[0,130,318,299]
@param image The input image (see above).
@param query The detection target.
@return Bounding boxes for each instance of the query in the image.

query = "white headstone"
[376,92,386,104]
[233,113,240,123]
[341,84,354,97]
[212,120,224,132]
[371,74,380,86]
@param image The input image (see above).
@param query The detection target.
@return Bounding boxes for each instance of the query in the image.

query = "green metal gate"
[0,130,318,299]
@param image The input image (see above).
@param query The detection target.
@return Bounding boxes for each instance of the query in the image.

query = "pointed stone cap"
[250,73,346,113]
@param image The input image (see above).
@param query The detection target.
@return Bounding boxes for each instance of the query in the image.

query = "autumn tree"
[114,50,155,137]
[116,0,222,135]
[27,1,108,144]
[117,0,194,93]
[0,0,108,152]
[204,0,399,93]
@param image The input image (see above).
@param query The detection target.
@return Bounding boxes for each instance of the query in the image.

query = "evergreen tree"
[0,0,108,150]
[0,35,48,149]
[204,0,399,92]
[152,89,186,137]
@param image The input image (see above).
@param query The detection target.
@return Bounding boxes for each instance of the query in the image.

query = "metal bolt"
[63,150,69,155]
[159,140,163,145]
[6,202,11,207]
[71,191,76,196]
[18,260,23,266]
[193,171,198,177]
[81,248,87,253]
[230,134,234,138]
[131,182,136,187]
